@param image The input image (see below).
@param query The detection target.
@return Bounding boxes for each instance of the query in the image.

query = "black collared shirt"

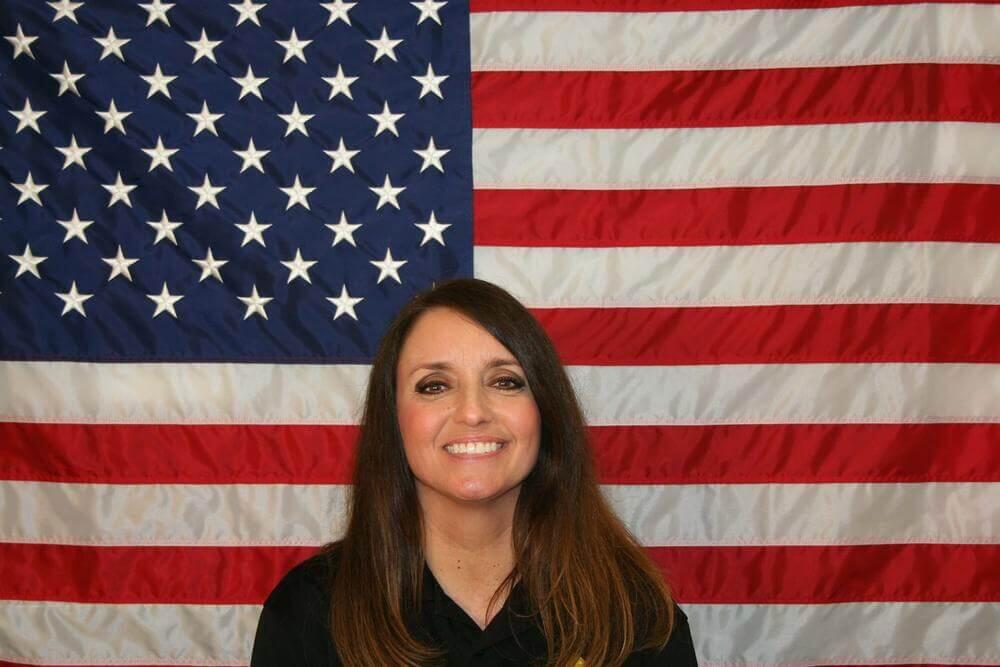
[251,553,698,666]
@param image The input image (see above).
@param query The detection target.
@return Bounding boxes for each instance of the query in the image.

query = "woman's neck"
[418,486,518,588]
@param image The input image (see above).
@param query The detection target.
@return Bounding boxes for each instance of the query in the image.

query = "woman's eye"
[416,380,447,394]
[493,375,526,391]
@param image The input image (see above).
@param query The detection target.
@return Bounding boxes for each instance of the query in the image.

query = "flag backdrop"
[1,0,999,664]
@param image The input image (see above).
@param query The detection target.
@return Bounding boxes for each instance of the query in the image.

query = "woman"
[251,279,697,666]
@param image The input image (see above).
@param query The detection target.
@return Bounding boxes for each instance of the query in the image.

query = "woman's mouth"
[443,441,506,456]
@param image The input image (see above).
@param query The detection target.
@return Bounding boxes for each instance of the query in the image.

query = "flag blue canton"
[0,0,472,362]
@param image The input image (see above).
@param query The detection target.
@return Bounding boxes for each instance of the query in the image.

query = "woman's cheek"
[398,399,444,451]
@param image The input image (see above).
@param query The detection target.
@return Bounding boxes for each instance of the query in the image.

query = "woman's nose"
[454,386,491,425]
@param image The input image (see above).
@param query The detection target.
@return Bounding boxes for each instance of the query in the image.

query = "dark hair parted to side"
[328,278,675,666]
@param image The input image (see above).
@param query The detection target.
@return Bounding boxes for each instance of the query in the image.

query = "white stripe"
[0,361,368,424]
[0,481,348,546]
[472,123,1000,189]
[4,601,997,666]
[0,600,259,665]
[603,482,1000,546]
[687,602,1000,665]
[470,4,1000,71]
[567,363,1000,425]
[475,242,1000,308]
[4,481,996,546]
[5,360,1000,425]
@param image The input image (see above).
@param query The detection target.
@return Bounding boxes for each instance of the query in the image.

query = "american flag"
[1,0,998,664]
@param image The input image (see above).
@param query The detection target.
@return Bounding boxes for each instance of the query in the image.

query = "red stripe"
[591,423,1000,484]
[0,423,356,484]
[0,664,215,667]
[0,664,191,667]
[0,664,193,667]
[0,543,316,604]
[472,65,1000,128]
[3,422,996,485]
[651,544,1000,604]
[473,184,1000,247]
[2,542,994,604]
[471,0,989,10]
[534,304,1000,365]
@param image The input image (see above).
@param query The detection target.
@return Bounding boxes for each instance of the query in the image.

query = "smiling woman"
[396,307,542,510]
[250,279,697,666]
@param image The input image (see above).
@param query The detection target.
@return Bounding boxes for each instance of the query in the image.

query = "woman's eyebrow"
[407,357,521,376]
[485,357,521,370]
[411,361,451,374]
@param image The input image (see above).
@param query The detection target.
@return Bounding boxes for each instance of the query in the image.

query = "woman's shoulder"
[627,605,698,666]
[250,546,342,666]
[267,547,339,606]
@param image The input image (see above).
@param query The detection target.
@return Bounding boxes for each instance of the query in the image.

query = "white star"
[323,64,358,100]
[10,245,47,279]
[276,27,311,63]
[10,99,46,134]
[56,281,93,317]
[147,283,184,319]
[367,26,402,63]
[94,27,129,61]
[11,172,48,206]
[230,0,265,26]
[51,61,85,96]
[326,211,361,247]
[56,135,92,170]
[5,24,38,60]
[140,0,174,26]
[57,208,95,244]
[189,174,225,209]
[280,175,315,210]
[234,138,269,173]
[102,172,137,208]
[368,101,404,137]
[48,0,84,23]
[142,136,179,172]
[325,137,359,173]
[97,99,131,134]
[235,212,270,247]
[232,65,268,100]
[415,211,451,246]
[187,29,221,63]
[369,175,406,210]
[370,248,407,285]
[193,248,228,282]
[281,249,317,284]
[278,102,313,137]
[413,63,448,100]
[141,64,176,98]
[327,285,363,320]
[412,0,446,25]
[147,210,182,244]
[102,246,138,282]
[321,0,355,25]
[238,285,272,320]
[188,101,223,136]
[414,137,450,173]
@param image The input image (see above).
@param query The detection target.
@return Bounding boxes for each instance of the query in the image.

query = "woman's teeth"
[444,442,504,455]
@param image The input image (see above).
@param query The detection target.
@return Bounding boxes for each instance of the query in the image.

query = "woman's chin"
[448,480,518,505]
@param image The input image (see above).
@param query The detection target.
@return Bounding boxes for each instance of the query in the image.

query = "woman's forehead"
[397,308,518,370]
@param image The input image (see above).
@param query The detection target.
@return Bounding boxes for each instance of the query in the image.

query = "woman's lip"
[442,442,507,457]
[442,438,508,447]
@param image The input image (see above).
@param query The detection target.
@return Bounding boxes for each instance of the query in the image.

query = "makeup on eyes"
[415,372,527,395]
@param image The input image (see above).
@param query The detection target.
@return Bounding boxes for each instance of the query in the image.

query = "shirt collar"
[421,562,539,646]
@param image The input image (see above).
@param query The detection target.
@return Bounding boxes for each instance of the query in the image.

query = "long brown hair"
[329,278,675,666]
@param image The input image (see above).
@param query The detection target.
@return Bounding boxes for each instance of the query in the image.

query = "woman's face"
[395,307,541,507]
